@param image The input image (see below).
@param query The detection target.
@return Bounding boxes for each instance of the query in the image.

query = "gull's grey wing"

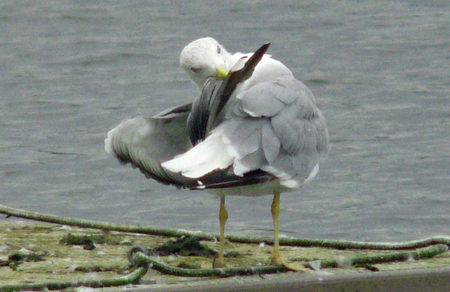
[222,76,329,187]
[105,103,199,189]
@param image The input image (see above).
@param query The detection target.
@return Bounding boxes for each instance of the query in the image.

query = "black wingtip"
[261,42,271,52]
[250,43,270,63]
[241,42,270,75]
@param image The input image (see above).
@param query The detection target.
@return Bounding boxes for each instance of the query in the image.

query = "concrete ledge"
[138,266,450,292]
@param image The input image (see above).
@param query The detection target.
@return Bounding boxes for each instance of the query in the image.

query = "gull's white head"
[180,37,232,89]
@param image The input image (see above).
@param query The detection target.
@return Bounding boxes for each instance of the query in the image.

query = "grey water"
[1,0,449,242]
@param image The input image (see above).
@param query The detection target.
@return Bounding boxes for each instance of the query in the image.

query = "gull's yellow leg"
[270,190,283,265]
[214,196,228,268]
[269,190,308,272]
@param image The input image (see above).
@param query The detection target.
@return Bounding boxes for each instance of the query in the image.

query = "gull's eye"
[190,67,199,73]
[217,46,221,54]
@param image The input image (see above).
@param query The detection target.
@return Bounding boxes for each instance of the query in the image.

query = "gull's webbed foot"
[269,253,309,272]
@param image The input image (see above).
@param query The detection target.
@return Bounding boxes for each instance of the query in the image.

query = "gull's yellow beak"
[214,64,229,80]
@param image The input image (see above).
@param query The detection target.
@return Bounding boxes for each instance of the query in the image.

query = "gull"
[105,38,328,270]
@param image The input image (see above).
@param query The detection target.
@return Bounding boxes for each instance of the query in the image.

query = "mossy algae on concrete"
[1,221,450,289]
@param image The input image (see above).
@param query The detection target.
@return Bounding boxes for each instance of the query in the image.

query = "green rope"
[317,244,449,269]
[131,250,285,277]
[2,204,450,250]
[1,204,450,289]
[129,244,449,277]
[229,234,450,250]
[0,204,216,240]
[0,266,148,292]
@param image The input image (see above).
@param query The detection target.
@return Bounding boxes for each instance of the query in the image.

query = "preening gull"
[105,38,328,269]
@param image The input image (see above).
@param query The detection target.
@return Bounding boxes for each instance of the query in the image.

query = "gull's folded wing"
[105,103,198,189]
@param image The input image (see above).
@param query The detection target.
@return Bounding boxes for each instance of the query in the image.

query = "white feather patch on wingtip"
[161,132,233,178]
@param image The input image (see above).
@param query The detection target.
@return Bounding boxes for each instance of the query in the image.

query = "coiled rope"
[0,204,449,291]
